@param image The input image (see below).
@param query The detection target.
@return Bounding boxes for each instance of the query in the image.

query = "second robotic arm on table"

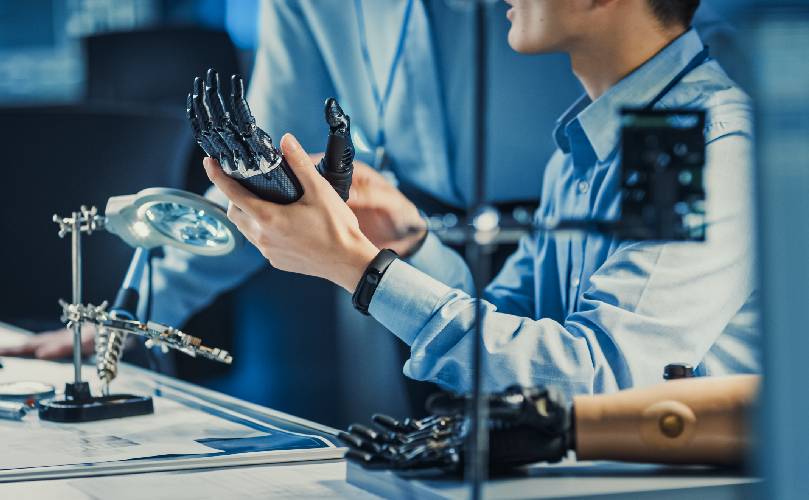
[340,375,758,472]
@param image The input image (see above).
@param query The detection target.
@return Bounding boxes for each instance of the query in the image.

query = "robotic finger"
[203,69,255,176]
[191,77,236,174]
[186,93,217,160]
[317,97,354,201]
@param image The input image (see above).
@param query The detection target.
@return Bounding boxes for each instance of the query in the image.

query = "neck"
[570,23,687,100]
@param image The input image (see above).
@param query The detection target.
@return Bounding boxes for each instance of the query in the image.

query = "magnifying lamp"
[98,188,240,383]
[40,188,240,423]
[105,187,239,256]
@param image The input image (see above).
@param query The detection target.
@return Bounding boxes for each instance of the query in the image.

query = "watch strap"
[352,249,399,315]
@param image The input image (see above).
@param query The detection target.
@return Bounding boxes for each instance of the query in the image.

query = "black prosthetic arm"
[187,68,354,203]
[339,385,572,474]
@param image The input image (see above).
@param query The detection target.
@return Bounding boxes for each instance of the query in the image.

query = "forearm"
[369,260,608,396]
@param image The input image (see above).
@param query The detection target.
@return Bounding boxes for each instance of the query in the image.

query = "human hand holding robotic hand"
[338,386,572,474]
[190,69,435,283]
[188,68,354,203]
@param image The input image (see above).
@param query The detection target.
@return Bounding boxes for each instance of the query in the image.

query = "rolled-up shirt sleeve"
[369,257,598,396]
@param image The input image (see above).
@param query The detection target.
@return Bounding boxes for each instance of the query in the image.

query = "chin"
[507,29,526,53]
[505,2,570,55]
[507,28,550,54]
[508,25,535,53]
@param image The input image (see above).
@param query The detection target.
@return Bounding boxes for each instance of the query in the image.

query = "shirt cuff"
[368,258,453,347]
[405,231,443,267]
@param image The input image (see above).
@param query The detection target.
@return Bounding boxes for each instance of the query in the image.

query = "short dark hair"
[647,0,701,27]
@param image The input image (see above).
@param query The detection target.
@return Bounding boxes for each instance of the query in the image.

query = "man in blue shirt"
[205,0,758,396]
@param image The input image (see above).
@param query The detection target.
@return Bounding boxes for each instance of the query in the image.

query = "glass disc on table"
[0,381,55,402]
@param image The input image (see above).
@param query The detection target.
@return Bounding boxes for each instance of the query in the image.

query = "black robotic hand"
[187,68,354,203]
[338,385,573,474]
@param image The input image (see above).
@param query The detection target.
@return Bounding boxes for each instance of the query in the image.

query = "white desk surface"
[346,461,759,500]
[0,322,759,499]
[0,461,379,500]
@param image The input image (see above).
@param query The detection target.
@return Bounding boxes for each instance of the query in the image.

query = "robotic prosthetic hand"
[340,376,759,475]
[338,386,572,474]
[187,68,354,203]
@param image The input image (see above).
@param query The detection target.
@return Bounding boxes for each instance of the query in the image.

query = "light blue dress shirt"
[368,29,760,396]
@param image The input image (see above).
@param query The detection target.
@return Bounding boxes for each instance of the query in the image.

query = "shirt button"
[572,277,581,288]
[577,180,590,194]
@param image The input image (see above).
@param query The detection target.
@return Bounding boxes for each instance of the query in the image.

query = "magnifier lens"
[143,202,232,249]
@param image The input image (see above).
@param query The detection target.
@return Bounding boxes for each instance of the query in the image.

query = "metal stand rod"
[121,247,148,291]
[70,212,83,385]
[54,206,104,389]
[467,240,490,499]
[467,2,489,498]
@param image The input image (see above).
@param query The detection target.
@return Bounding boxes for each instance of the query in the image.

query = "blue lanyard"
[354,0,415,159]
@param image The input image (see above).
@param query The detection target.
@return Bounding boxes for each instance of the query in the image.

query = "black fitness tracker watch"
[352,249,399,315]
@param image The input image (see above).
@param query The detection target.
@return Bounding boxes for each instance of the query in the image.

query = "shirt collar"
[553,28,706,165]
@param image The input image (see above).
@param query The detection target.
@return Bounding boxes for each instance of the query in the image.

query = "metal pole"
[121,247,148,291]
[466,240,490,499]
[467,2,489,498]
[71,212,83,384]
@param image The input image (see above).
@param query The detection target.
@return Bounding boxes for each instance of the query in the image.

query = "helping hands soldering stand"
[41,200,236,422]
[41,207,154,422]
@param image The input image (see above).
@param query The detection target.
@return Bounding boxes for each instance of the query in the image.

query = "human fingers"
[280,134,330,197]
[204,157,267,218]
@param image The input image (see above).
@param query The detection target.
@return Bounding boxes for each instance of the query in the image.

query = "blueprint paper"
[69,463,379,500]
[0,352,337,480]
